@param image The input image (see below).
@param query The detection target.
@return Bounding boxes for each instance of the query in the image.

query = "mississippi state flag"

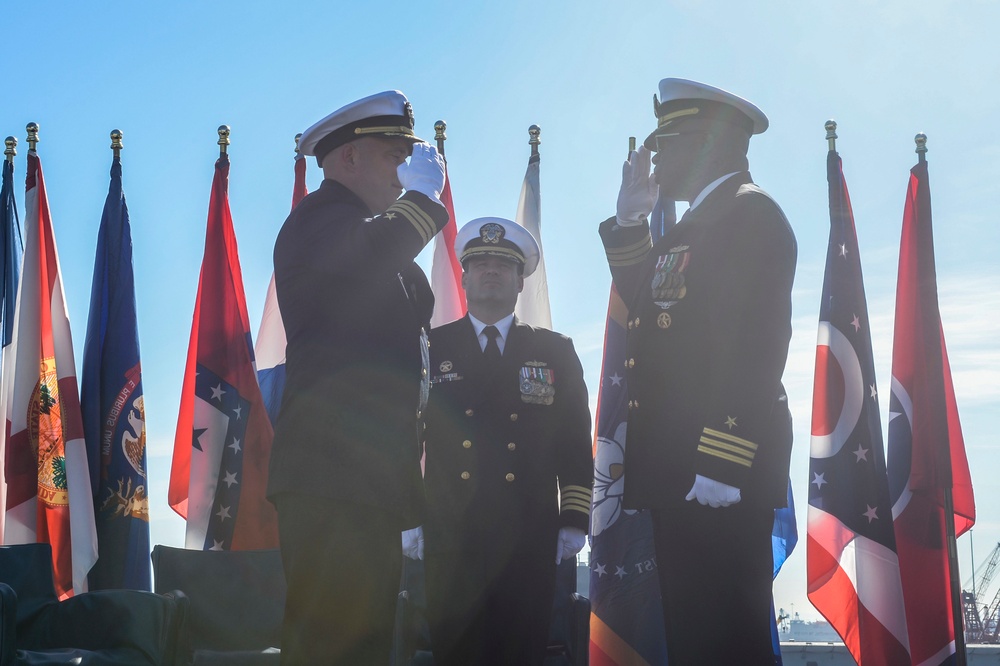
[169,153,278,551]
[3,149,98,598]
[255,150,308,424]
[429,164,465,327]
[807,150,910,664]
[888,156,974,666]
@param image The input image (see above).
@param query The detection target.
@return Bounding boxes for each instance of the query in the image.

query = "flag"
[0,153,24,543]
[588,191,674,666]
[513,149,551,328]
[80,152,150,591]
[807,149,910,664]
[255,150,308,424]
[169,152,278,551]
[888,155,975,666]
[3,149,97,598]
[429,162,465,327]
[771,481,797,664]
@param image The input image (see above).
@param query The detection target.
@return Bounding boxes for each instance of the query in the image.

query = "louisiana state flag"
[169,152,278,550]
[888,154,974,666]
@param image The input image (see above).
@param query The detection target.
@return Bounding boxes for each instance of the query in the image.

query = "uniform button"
[627,319,633,330]
[508,442,516,451]
[510,413,518,421]
[635,317,640,327]
[416,410,422,419]
[421,368,427,377]
[628,400,634,409]
[462,440,472,449]
[465,408,474,416]
[623,358,629,369]
[505,473,515,482]
[627,358,635,368]
[634,399,639,409]
[461,471,470,480]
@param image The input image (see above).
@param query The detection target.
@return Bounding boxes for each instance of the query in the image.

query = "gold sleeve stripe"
[562,504,591,516]
[561,485,593,498]
[389,199,437,244]
[697,445,753,468]
[699,436,755,461]
[703,427,758,451]
[605,238,653,267]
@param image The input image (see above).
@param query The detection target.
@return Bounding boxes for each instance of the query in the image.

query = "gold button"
[421,368,427,376]
[634,317,640,327]
[510,413,518,421]
[628,358,635,368]
[462,440,472,449]
[505,473,515,482]
[508,442,516,451]
[461,471,470,480]
[628,400,634,409]
[465,408,474,416]
[634,399,639,409]
[416,410,422,419]
[627,319,633,330]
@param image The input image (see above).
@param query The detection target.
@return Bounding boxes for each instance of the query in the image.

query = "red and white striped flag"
[429,166,465,327]
[2,148,97,598]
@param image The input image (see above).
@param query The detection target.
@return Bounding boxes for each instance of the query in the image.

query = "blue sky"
[2,0,998,622]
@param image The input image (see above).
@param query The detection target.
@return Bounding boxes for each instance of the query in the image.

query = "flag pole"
[294,132,302,155]
[218,125,230,156]
[434,120,447,158]
[26,123,38,152]
[825,119,838,152]
[3,136,14,163]
[917,130,967,662]
[110,129,123,158]
[529,124,540,157]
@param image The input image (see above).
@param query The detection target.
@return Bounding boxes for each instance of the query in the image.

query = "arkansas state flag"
[3,149,98,598]
[169,152,278,550]
[807,150,910,665]
[888,156,975,666]
[81,151,151,591]
[429,164,465,327]
[255,149,307,425]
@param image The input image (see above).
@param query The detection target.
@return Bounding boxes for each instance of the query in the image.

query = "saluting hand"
[616,146,656,227]
[398,143,446,203]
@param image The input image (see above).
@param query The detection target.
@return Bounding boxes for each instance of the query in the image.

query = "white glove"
[555,526,587,564]
[397,143,446,203]
[401,526,424,560]
[685,474,742,508]
[616,146,656,227]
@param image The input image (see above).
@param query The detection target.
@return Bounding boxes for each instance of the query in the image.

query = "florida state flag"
[888,155,975,666]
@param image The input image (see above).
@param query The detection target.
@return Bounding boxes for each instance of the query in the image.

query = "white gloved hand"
[685,474,742,508]
[555,526,587,564]
[401,526,424,560]
[397,143,446,203]
[616,146,656,227]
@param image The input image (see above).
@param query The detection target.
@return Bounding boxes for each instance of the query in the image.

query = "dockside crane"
[964,542,1000,643]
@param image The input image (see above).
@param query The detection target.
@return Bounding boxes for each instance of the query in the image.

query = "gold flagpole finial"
[825,120,838,152]
[110,129,123,157]
[528,125,540,157]
[915,132,927,162]
[4,136,15,163]
[26,123,39,152]
[294,132,302,154]
[218,125,231,155]
[434,120,447,155]
[628,136,636,156]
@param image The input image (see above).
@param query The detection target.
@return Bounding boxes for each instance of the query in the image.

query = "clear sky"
[2,0,998,623]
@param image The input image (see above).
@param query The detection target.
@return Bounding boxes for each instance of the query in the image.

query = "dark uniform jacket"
[599,172,796,510]
[423,315,593,556]
[267,179,448,527]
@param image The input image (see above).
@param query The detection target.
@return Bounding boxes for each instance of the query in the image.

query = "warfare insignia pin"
[439,360,453,372]
[480,223,505,244]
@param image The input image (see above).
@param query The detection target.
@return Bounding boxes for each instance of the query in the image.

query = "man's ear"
[517,275,525,293]
[461,270,469,291]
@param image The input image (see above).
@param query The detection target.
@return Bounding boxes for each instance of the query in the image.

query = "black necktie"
[482,325,502,364]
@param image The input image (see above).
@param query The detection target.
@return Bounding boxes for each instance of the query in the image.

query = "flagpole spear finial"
[110,129,123,157]
[825,120,838,152]
[218,125,231,155]
[528,125,540,157]
[26,123,39,152]
[434,120,447,156]
[294,132,302,154]
[915,132,927,163]
[3,136,15,163]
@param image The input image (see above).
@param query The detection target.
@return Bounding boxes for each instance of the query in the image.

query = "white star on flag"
[863,505,878,523]
[812,472,827,489]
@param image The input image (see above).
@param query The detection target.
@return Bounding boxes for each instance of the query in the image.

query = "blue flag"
[81,153,151,590]
[771,481,797,663]
[0,153,23,542]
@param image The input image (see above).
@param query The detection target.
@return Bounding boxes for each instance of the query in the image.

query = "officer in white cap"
[408,217,593,665]
[598,78,797,664]
[268,90,448,666]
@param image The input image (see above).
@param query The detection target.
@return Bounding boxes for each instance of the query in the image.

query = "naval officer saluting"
[268,90,448,666]
[411,218,593,666]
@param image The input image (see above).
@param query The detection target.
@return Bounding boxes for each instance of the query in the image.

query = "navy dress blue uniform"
[268,91,449,666]
[422,319,592,661]
[600,80,796,665]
